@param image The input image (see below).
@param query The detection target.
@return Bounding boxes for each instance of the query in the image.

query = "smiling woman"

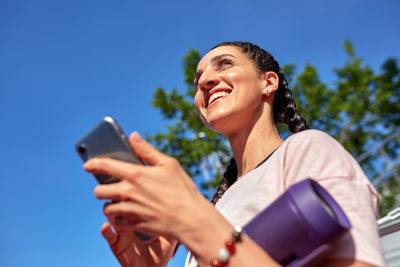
[83,42,385,267]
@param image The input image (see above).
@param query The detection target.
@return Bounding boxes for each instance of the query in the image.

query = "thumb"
[100,222,118,246]
[129,132,168,166]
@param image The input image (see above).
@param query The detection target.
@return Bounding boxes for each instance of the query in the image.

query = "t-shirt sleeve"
[280,130,385,266]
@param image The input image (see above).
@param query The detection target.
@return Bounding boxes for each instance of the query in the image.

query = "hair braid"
[209,41,308,204]
[211,158,238,205]
[274,68,309,133]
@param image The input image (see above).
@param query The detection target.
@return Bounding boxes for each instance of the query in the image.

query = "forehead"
[197,46,247,71]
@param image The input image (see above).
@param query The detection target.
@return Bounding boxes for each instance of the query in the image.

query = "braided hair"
[210,41,309,205]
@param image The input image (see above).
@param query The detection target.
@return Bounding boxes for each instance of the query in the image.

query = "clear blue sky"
[1,0,399,266]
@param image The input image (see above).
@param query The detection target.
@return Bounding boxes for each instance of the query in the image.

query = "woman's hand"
[84,132,285,267]
[84,132,232,266]
[84,132,203,240]
[100,221,177,267]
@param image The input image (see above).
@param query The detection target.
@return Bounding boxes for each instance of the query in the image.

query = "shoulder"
[278,129,363,188]
[277,129,379,213]
[284,129,341,148]
[281,129,352,166]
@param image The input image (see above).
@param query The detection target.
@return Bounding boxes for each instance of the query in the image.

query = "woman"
[84,42,385,266]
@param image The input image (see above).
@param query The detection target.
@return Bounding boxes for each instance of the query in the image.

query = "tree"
[289,40,400,216]
[147,41,400,215]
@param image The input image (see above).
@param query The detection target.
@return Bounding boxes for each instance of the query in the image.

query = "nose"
[198,68,220,92]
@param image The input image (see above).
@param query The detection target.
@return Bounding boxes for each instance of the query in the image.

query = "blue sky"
[1,0,399,266]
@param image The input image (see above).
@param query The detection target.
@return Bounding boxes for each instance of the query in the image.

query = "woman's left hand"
[83,132,203,239]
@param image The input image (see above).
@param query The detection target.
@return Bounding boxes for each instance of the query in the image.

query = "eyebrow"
[193,54,235,87]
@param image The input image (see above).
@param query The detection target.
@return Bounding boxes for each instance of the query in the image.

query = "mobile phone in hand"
[76,116,153,241]
[76,116,143,184]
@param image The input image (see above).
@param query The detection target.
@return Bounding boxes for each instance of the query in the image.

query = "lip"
[206,88,232,108]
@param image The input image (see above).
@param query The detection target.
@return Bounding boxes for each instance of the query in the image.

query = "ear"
[261,71,279,95]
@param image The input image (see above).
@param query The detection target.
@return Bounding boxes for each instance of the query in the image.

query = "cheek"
[194,92,206,118]
[194,92,211,126]
[194,92,202,110]
[223,72,238,86]
[224,70,257,89]
[227,71,263,95]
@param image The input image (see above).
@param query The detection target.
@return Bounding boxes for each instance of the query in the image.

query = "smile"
[207,90,231,107]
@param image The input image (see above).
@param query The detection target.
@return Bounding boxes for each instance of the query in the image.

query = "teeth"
[208,91,230,105]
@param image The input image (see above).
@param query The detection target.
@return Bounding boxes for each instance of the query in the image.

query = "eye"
[217,59,233,70]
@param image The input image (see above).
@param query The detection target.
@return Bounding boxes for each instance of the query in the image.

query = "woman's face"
[194,46,266,134]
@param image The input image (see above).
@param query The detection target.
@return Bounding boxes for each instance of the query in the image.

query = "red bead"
[211,259,223,267]
[225,240,236,254]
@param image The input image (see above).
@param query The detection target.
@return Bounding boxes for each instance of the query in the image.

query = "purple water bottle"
[243,178,351,266]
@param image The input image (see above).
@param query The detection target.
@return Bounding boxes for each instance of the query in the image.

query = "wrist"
[208,225,243,267]
[177,196,234,264]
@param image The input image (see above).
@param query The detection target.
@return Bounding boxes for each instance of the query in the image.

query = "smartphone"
[76,117,153,241]
[75,116,143,184]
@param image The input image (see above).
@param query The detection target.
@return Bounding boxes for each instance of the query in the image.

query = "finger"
[101,221,140,261]
[94,182,127,201]
[103,212,133,237]
[102,202,155,233]
[84,157,142,181]
[100,222,118,246]
[103,201,117,213]
[129,132,169,166]
[103,201,145,221]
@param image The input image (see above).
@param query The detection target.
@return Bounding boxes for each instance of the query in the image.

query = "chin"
[203,111,237,136]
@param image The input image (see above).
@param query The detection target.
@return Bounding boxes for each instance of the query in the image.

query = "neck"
[226,112,283,178]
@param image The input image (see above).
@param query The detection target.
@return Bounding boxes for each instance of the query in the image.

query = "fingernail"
[114,216,126,226]
[134,132,143,141]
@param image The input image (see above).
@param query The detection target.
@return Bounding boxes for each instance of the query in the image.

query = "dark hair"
[210,41,309,205]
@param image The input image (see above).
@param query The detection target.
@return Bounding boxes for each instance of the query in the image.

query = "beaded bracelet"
[208,225,243,267]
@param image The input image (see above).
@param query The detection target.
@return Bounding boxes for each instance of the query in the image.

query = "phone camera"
[78,144,90,161]
[78,144,86,154]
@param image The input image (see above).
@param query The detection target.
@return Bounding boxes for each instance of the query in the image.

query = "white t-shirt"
[185,130,385,267]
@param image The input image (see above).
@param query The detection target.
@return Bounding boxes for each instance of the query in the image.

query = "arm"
[84,132,280,267]
[84,132,380,267]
